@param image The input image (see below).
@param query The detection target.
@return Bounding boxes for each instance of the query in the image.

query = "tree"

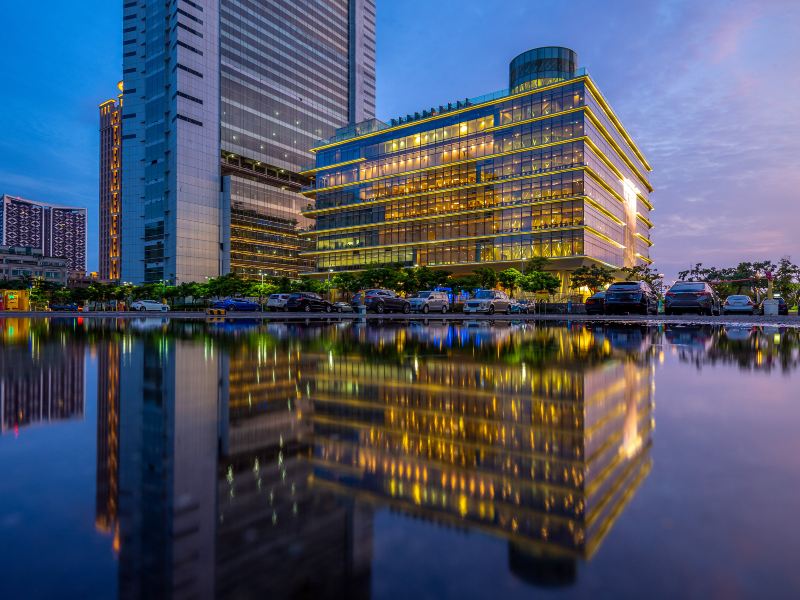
[331,272,360,294]
[523,256,550,274]
[677,263,709,282]
[497,268,523,296]
[413,266,451,292]
[472,267,498,289]
[520,271,560,294]
[570,265,615,293]
[773,257,799,307]
[448,274,480,294]
[358,266,404,290]
[621,264,665,296]
[205,273,249,298]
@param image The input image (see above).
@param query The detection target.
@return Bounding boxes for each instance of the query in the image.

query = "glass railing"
[314,68,591,149]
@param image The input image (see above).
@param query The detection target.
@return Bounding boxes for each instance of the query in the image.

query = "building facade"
[99,83,123,281]
[0,245,71,285]
[306,323,654,564]
[302,47,653,286]
[0,195,87,273]
[121,0,376,284]
[0,319,85,435]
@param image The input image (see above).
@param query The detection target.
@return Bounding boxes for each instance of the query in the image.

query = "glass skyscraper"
[120,0,376,284]
[302,47,653,287]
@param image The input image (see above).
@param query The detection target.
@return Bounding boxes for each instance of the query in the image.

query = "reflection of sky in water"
[0,318,798,599]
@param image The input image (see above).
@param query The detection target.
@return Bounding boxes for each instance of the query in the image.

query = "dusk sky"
[1,0,798,277]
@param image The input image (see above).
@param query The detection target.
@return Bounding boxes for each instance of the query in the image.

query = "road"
[3,310,799,328]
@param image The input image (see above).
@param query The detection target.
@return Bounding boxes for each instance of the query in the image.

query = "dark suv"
[604,281,659,315]
[351,289,411,314]
[285,292,333,312]
[664,281,720,315]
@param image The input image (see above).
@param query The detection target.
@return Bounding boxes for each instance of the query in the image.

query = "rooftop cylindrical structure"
[509,47,577,94]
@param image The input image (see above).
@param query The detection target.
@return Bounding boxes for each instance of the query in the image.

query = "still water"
[0,317,798,599]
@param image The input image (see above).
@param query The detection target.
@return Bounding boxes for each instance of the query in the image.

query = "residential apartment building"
[0,321,85,435]
[301,47,654,287]
[120,0,376,284]
[0,194,87,273]
[99,83,124,281]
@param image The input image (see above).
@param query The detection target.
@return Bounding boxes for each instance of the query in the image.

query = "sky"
[1,0,798,278]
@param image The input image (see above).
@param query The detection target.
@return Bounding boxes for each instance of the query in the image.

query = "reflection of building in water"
[116,335,219,600]
[0,318,85,435]
[95,341,120,549]
[108,322,654,594]
[307,325,654,582]
[114,325,372,599]
[215,336,372,599]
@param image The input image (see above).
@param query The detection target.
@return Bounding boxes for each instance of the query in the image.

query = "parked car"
[408,291,449,314]
[351,289,410,314]
[603,281,658,315]
[211,297,261,312]
[757,295,789,316]
[510,299,533,314]
[49,303,79,312]
[664,281,721,315]
[332,302,354,313]
[285,292,333,312]
[463,290,512,315]
[266,293,291,312]
[130,299,170,312]
[584,291,606,315]
[722,295,756,315]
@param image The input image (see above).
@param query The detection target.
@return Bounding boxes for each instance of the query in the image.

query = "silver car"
[130,299,170,312]
[267,293,291,311]
[722,295,756,315]
[463,290,512,315]
[409,291,449,313]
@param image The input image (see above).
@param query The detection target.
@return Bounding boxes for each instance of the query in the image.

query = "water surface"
[0,317,798,599]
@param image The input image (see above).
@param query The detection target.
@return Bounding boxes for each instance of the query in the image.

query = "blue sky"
[1,0,798,277]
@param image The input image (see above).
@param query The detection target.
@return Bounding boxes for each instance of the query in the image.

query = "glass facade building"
[121,0,376,284]
[302,47,653,286]
[99,83,123,281]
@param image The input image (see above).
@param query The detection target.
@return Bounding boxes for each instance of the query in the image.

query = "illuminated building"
[0,194,87,273]
[99,83,123,281]
[215,333,372,598]
[95,341,120,550]
[120,0,376,283]
[114,323,372,597]
[302,47,654,287]
[0,320,85,434]
[304,323,654,572]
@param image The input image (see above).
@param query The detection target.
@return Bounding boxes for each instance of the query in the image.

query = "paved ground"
[4,310,799,328]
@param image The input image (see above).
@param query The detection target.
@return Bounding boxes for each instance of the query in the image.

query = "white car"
[130,299,170,312]
[267,293,291,311]
[463,290,512,314]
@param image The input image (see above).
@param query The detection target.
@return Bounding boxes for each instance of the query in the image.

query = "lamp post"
[259,271,266,310]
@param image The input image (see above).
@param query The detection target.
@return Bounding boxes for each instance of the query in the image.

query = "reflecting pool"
[1,318,799,599]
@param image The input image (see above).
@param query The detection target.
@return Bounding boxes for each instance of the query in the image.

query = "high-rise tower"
[120,0,377,284]
[99,82,123,281]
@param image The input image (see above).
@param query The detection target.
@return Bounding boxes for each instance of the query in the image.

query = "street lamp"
[258,271,266,310]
